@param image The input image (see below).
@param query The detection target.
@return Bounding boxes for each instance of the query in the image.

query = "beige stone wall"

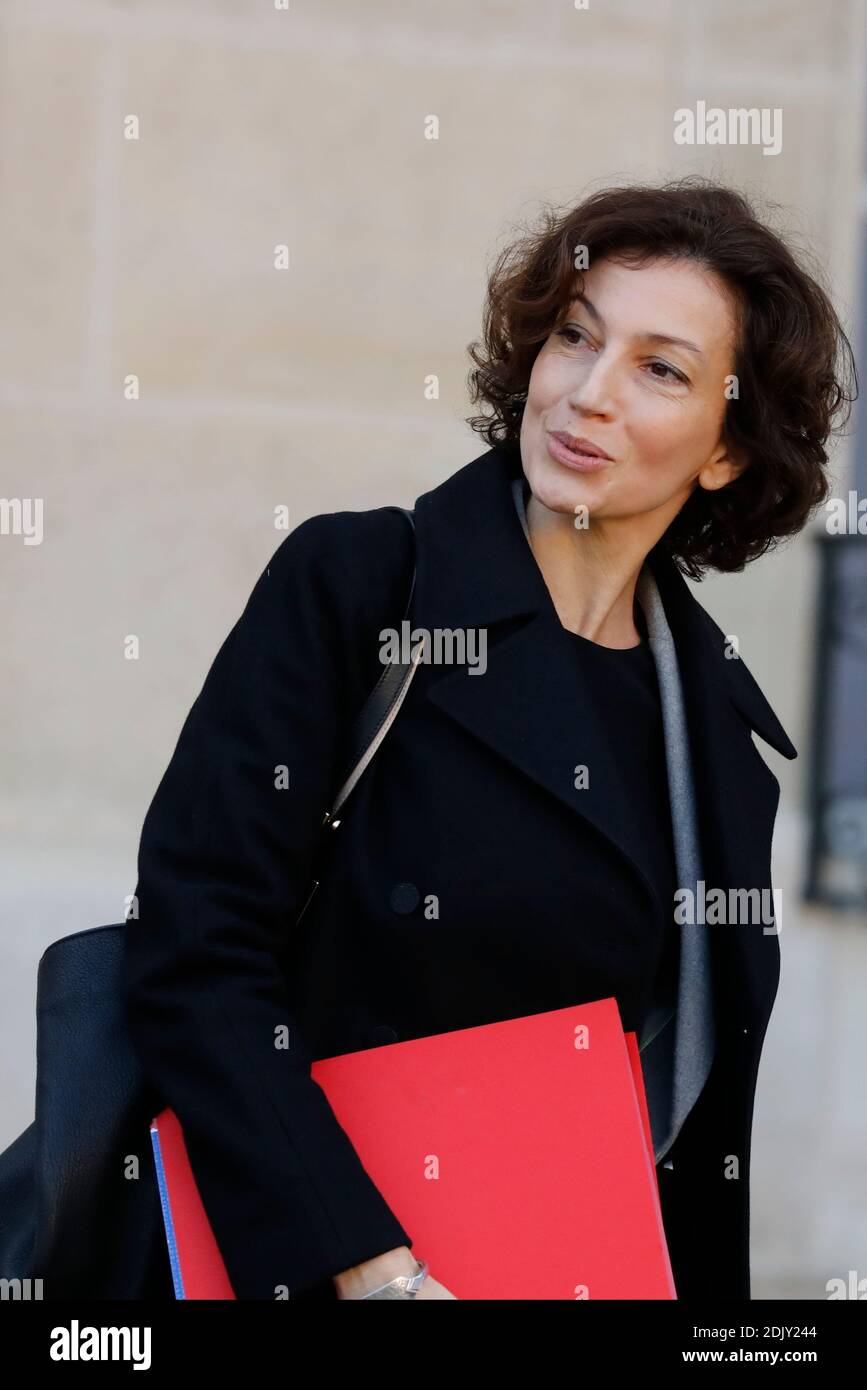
[1,0,865,1298]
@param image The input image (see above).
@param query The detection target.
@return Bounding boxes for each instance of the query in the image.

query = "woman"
[121,178,855,1301]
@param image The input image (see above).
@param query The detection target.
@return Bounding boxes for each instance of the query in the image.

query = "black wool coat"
[121,444,797,1302]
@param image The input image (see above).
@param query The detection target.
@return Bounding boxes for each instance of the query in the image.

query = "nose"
[566,350,617,417]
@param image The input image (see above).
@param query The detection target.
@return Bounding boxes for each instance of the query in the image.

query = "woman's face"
[519,255,746,532]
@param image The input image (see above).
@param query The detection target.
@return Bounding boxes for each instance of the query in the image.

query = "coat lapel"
[650,548,796,1035]
[426,605,671,922]
[412,446,797,1030]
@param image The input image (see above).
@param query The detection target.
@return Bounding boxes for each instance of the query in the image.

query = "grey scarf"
[511,477,716,1164]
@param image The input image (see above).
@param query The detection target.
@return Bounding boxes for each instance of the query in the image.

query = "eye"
[645,359,689,385]
[555,326,590,348]
[555,326,690,386]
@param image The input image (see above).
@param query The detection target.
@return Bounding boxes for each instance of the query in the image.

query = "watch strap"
[358,1257,429,1299]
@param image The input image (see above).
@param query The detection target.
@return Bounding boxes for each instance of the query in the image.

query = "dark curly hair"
[466,176,858,579]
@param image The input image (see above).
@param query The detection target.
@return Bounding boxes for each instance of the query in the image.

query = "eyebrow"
[570,293,705,358]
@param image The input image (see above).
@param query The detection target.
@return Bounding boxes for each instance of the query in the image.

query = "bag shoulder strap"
[321,505,421,829]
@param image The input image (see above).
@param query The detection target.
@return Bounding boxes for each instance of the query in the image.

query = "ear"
[697,443,750,492]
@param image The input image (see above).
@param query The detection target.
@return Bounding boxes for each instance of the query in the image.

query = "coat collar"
[411,444,795,1031]
[412,443,797,761]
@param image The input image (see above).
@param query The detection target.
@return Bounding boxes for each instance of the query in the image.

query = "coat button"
[368,1024,399,1046]
[389,882,420,915]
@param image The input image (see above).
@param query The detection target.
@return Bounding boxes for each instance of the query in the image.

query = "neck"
[524,494,660,648]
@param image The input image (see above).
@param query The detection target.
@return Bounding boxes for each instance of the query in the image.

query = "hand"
[333,1245,457,1299]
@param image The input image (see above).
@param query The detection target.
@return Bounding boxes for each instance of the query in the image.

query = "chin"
[525,453,604,518]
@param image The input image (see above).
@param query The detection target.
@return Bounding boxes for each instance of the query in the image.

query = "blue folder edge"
[150,1120,186,1300]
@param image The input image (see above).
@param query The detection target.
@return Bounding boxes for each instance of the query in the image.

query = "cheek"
[628,399,708,469]
[526,352,566,409]
[524,375,545,418]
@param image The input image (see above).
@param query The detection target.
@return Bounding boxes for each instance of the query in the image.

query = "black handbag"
[0,507,419,1300]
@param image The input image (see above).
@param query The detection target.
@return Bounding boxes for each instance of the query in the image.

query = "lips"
[549,431,612,460]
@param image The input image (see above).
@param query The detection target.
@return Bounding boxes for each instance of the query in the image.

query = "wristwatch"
[359,1257,429,1299]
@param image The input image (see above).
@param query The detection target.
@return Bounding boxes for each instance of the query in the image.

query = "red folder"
[150,997,675,1299]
